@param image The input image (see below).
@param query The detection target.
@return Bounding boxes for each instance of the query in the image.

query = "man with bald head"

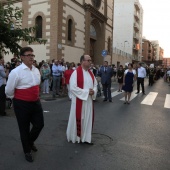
[66,55,97,145]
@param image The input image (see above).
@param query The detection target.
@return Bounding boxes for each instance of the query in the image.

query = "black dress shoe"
[109,100,112,102]
[31,145,38,152]
[135,92,139,94]
[25,153,33,162]
[103,99,107,102]
[84,142,94,145]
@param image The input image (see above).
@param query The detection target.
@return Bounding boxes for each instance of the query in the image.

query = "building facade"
[142,38,154,65]
[113,0,143,65]
[142,39,164,66]
[5,0,114,65]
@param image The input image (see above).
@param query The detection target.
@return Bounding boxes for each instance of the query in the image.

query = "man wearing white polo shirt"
[5,47,44,162]
[136,63,146,95]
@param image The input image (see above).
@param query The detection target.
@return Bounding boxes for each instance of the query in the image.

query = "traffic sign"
[101,50,107,57]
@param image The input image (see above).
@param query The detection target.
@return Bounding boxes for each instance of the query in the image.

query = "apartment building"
[142,38,154,65]
[159,47,164,61]
[151,40,160,61]
[4,0,114,65]
[113,0,143,65]
[162,58,170,68]
[142,39,164,66]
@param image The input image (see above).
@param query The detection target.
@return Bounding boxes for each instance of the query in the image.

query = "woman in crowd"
[41,63,51,94]
[122,63,136,104]
[117,65,124,92]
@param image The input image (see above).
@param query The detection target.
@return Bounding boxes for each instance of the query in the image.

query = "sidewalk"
[5,79,118,117]
[5,91,67,117]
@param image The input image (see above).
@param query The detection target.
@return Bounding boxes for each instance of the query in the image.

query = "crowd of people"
[1,53,170,113]
[1,47,170,163]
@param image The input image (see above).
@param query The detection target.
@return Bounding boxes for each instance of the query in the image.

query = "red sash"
[76,66,94,137]
[14,85,39,101]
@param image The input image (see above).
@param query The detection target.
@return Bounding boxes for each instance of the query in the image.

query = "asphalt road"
[0,78,170,170]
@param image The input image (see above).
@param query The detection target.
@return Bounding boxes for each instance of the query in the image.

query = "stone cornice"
[71,0,84,8]
[84,3,107,23]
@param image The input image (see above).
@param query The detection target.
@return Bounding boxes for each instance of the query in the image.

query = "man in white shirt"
[136,63,146,94]
[5,47,44,162]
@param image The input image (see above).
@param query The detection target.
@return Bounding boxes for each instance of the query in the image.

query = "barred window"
[68,19,72,41]
[35,16,42,38]
[108,37,111,54]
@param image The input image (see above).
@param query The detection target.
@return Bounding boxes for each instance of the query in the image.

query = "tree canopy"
[0,0,47,55]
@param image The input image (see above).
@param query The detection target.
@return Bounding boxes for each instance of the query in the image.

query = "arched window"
[35,16,42,38]
[68,19,72,41]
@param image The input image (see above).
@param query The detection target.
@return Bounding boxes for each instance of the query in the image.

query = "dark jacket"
[98,66,113,84]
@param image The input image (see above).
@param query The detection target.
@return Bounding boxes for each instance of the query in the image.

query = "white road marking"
[164,94,170,108]
[141,92,158,105]
[43,111,50,113]
[111,90,124,97]
[120,90,141,101]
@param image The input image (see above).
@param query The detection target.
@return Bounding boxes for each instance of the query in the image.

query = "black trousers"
[13,99,44,153]
[0,85,6,115]
[103,83,112,100]
[137,77,145,93]
[149,75,154,86]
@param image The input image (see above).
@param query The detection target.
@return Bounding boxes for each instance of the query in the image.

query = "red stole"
[76,66,94,137]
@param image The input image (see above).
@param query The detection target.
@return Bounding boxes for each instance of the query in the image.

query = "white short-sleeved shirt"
[124,69,136,75]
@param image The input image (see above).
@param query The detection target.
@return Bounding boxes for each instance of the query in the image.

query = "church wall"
[104,0,114,64]
[98,1,105,14]
[62,45,84,63]
[62,0,86,62]
[4,0,114,65]
[28,1,50,18]
[27,0,51,62]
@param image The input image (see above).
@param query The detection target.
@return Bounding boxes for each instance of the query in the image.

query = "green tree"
[0,0,47,55]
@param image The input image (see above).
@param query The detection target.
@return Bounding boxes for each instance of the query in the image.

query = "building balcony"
[148,56,151,60]
[133,33,139,40]
[134,2,140,11]
[134,23,139,31]
[133,44,139,51]
[148,53,152,57]
[134,11,140,21]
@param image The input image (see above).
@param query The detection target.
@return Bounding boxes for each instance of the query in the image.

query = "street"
[0,78,170,170]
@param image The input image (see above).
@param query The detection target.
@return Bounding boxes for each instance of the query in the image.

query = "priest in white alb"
[66,55,97,144]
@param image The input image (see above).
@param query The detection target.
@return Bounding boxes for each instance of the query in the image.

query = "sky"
[139,0,170,58]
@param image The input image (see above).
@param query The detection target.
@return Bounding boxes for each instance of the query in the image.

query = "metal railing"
[113,47,133,58]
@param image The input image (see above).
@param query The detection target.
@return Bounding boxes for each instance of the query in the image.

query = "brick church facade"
[5,0,114,64]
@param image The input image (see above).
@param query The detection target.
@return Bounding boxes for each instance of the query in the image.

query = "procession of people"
[0,46,169,163]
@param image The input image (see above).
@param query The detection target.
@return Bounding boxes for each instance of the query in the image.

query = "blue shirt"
[52,64,63,76]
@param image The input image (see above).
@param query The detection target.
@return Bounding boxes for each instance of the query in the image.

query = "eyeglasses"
[84,59,92,62]
[22,54,35,57]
